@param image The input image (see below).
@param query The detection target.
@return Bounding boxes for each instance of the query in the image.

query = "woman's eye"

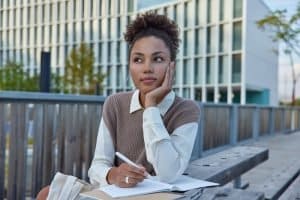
[154,57,164,62]
[133,58,143,63]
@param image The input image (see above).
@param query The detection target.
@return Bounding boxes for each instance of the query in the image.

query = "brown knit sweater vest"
[102,91,200,175]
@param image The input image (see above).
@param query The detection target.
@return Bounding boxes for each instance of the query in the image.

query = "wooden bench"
[80,146,268,200]
[279,174,300,200]
[248,158,300,200]
[181,145,268,200]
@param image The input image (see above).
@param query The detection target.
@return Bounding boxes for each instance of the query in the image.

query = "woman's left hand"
[144,62,175,108]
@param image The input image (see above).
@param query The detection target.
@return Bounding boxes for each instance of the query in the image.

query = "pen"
[115,152,152,179]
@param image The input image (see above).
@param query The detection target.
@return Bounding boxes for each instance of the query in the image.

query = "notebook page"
[171,175,219,191]
[100,179,173,198]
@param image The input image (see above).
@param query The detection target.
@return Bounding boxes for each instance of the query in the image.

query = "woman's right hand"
[106,163,147,187]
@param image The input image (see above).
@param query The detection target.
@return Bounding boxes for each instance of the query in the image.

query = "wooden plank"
[7,104,18,200]
[42,104,54,186]
[279,174,300,200]
[74,104,83,178]
[64,104,75,174]
[31,104,44,197]
[0,104,6,200]
[56,104,66,173]
[82,105,89,181]
[182,187,264,200]
[251,162,300,200]
[16,104,27,200]
[185,146,268,185]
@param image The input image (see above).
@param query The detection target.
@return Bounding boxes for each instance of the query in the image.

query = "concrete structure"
[0,0,278,105]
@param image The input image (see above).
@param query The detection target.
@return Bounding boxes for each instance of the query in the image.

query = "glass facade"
[233,21,242,50]
[0,0,266,103]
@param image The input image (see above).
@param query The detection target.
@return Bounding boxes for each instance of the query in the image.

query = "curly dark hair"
[124,12,180,61]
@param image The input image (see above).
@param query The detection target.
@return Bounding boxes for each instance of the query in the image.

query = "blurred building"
[0,0,278,105]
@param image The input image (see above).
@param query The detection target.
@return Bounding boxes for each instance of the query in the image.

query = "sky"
[263,0,300,101]
[138,0,300,102]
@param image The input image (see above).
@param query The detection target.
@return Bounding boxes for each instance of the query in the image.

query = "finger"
[162,63,170,87]
[118,176,141,187]
[125,171,146,180]
[126,164,146,176]
[168,62,175,87]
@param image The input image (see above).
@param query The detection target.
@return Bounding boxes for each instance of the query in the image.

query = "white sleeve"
[88,118,115,187]
[142,107,198,183]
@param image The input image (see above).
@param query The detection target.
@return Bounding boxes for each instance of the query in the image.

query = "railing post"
[281,108,286,134]
[252,106,259,140]
[291,108,296,132]
[269,107,275,135]
[230,105,238,146]
[0,104,6,200]
[191,103,204,160]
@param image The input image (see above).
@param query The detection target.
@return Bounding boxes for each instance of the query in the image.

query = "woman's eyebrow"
[152,51,167,55]
[131,52,144,56]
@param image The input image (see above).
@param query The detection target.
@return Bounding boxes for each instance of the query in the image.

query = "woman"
[36,12,200,199]
[88,12,200,188]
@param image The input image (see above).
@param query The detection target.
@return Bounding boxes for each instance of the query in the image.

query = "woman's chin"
[139,86,157,94]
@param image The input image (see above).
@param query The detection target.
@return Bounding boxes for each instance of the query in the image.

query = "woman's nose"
[143,61,154,73]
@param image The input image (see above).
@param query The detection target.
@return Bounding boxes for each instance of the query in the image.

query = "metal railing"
[0,91,299,199]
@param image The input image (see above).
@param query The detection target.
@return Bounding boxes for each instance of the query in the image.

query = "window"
[72,23,76,42]
[116,65,123,87]
[117,41,121,63]
[206,57,215,84]
[219,55,228,83]
[194,58,202,84]
[195,29,200,54]
[206,27,211,53]
[233,21,242,50]
[232,54,241,83]
[183,88,190,98]
[128,0,134,12]
[220,0,224,20]
[184,2,188,27]
[183,60,189,85]
[98,43,102,63]
[219,24,224,52]
[107,42,111,63]
[233,0,243,18]
[42,5,45,23]
[90,21,93,41]
[90,0,93,17]
[99,0,102,16]
[195,0,199,25]
[183,31,188,56]
[207,0,211,23]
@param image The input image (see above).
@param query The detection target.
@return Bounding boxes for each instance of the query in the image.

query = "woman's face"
[129,36,172,95]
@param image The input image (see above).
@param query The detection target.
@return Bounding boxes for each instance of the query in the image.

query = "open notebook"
[99,175,219,198]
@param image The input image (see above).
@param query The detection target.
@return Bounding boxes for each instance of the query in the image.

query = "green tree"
[64,42,105,94]
[0,61,39,91]
[257,3,300,105]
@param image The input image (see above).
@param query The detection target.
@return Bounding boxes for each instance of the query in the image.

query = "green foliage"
[257,2,300,105]
[63,42,106,95]
[0,61,39,91]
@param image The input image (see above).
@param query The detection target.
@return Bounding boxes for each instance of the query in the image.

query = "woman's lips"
[141,77,157,84]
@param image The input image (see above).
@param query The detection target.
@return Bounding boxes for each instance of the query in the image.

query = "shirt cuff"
[143,107,170,141]
[89,166,112,187]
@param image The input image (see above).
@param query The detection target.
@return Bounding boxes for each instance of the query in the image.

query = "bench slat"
[185,146,268,185]
[250,162,300,200]
[278,174,300,200]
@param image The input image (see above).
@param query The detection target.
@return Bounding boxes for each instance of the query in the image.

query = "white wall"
[244,0,279,105]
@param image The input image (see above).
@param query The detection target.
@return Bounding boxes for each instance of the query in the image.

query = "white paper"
[100,179,172,198]
[99,175,218,198]
[171,175,219,191]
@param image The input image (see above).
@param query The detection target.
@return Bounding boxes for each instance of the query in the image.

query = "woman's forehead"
[131,36,170,55]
